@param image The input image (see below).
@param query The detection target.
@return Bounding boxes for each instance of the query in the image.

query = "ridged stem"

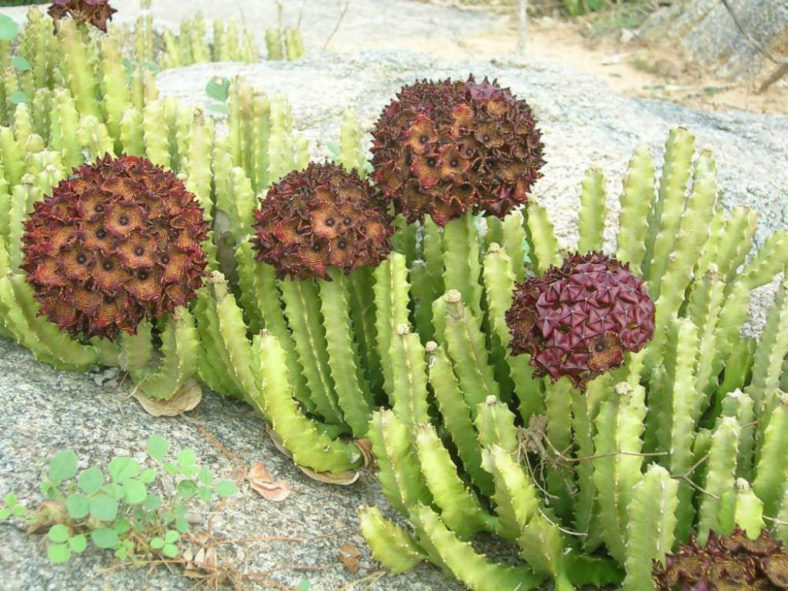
[320,269,372,437]
[251,331,362,474]
[577,168,606,253]
[279,276,345,428]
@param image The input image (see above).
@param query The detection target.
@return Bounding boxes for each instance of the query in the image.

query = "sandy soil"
[418,3,788,115]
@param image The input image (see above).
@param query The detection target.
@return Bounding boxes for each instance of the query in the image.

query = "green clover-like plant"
[0,435,239,567]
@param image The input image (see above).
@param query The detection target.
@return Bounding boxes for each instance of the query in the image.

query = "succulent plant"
[251,162,394,280]
[652,527,788,590]
[371,76,544,226]
[360,129,788,591]
[21,154,209,340]
[48,0,117,32]
[506,251,656,388]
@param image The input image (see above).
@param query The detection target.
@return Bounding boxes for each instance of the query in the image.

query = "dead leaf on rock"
[354,438,375,468]
[298,464,360,486]
[339,543,362,574]
[246,461,291,502]
[133,379,202,417]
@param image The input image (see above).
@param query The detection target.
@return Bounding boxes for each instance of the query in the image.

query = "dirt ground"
[418,2,788,115]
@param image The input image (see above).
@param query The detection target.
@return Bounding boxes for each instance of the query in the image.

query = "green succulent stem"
[251,331,362,474]
[279,276,345,428]
[319,269,372,437]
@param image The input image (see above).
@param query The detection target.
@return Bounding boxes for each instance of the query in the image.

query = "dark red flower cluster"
[505,252,655,388]
[22,154,209,340]
[653,527,788,590]
[371,76,543,226]
[251,162,394,280]
[48,0,117,32]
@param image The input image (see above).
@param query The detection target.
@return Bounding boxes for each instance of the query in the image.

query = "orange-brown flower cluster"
[251,163,394,280]
[506,252,655,388]
[22,154,209,340]
[652,527,788,590]
[48,0,117,32]
[371,76,543,226]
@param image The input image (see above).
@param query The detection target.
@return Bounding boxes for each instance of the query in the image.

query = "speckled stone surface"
[0,336,463,590]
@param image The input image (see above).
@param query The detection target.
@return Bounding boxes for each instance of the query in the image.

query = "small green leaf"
[48,524,70,544]
[122,57,134,72]
[48,450,77,485]
[162,543,179,558]
[197,486,211,502]
[0,15,19,41]
[139,468,156,484]
[177,449,195,469]
[147,435,169,461]
[149,536,164,550]
[296,580,311,591]
[164,530,179,544]
[89,495,118,522]
[214,480,238,498]
[109,457,140,483]
[47,543,71,563]
[65,493,90,519]
[205,77,230,102]
[113,518,131,535]
[163,462,179,475]
[175,518,189,534]
[0,508,10,520]
[324,140,340,157]
[4,493,17,506]
[69,534,87,553]
[11,56,30,72]
[123,479,147,505]
[101,484,124,500]
[40,482,57,499]
[12,506,25,517]
[206,103,229,115]
[77,467,104,494]
[180,464,199,477]
[143,493,162,510]
[176,480,197,499]
[91,527,119,549]
[174,504,187,518]
[9,91,28,105]
[197,468,213,485]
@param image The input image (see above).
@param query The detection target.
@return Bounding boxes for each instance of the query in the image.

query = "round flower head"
[652,527,788,590]
[251,162,394,280]
[22,154,209,340]
[48,0,117,32]
[371,76,544,226]
[505,252,655,388]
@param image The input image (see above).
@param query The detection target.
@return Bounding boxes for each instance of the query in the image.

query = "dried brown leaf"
[339,543,362,574]
[298,464,360,485]
[132,378,202,417]
[354,438,375,469]
[246,461,291,502]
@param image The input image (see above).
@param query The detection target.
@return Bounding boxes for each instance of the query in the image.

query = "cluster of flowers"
[20,70,657,383]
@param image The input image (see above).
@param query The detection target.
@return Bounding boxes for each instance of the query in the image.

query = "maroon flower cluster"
[371,76,544,226]
[505,252,655,388]
[652,527,788,590]
[251,163,394,280]
[22,154,209,340]
[48,0,117,32]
